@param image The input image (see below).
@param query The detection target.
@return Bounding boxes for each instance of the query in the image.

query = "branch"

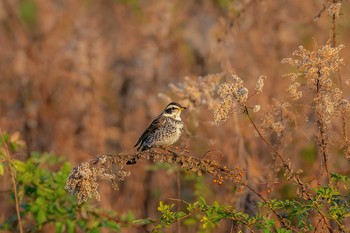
[65,147,245,204]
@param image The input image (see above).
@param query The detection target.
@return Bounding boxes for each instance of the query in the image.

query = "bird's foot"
[126,154,140,165]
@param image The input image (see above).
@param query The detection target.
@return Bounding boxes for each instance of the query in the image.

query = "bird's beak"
[180,107,186,111]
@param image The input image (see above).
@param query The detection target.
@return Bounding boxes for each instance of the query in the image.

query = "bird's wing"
[134,115,166,148]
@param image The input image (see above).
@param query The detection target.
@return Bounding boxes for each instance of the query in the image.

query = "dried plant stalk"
[66,148,244,204]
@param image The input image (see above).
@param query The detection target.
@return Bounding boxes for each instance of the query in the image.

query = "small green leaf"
[102,220,120,231]
[1,133,9,143]
[175,211,186,219]
[183,218,197,225]
[12,160,26,172]
[133,218,156,225]
[198,196,207,206]
[158,201,164,211]
[277,228,291,233]
[331,173,350,183]
[66,220,76,233]
[0,163,4,175]
[88,228,100,233]
[36,208,47,226]
[77,219,87,229]
[55,221,64,233]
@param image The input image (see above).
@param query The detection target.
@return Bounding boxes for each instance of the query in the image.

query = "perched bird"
[134,102,186,152]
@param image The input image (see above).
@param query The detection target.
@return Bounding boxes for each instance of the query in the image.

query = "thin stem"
[244,107,286,164]
[315,74,331,184]
[244,184,299,232]
[0,131,23,233]
[244,107,311,199]
[330,0,349,157]
[331,0,337,48]
[10,169,23,233]
[176,169,181,233]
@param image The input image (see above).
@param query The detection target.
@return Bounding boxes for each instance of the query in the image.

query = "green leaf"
[12,160,26,173]
[77,219,87,229]
[56,205,68,215]
[0,148,7,158]
[0,163,4,175]
[36,185,55,197]
[36,208,47,226]
[55,222,64,233]
[133,218,156,225]
[66,220,76,233]
[277,228,291,233]
[198,196,207,206]
[1,133,9,143]
[183,218,197,225]
[102,220,120,231]
[35,197,46,206]
[158,201,164,211]
[175,211,186,219]
[19,0,37,26]
[331,173,350,183]
[88,228,100,233]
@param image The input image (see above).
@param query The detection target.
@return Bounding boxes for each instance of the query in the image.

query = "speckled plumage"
[134,102,186,151]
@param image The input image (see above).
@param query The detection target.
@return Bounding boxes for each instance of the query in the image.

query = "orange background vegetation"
[1,0,350,232]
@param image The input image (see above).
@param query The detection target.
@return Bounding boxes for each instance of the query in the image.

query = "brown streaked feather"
[134,114,166,149]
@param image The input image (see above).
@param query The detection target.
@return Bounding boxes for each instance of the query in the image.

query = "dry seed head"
[260,99,296,142]
[283,42,345,121]
[271,122,284,134]
[214,73,250,124]
[166,73,224,109]
[286,82,302,101]
[65,162,100,204]
[214,97,234,125]
[316,87,349,121]
[253,105,261,112]
[282,43,344,81]
[326,2,342,18]
[255,75,266,94]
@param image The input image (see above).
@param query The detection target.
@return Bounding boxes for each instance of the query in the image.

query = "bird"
[127,102,186,165]
[134,102,186,152]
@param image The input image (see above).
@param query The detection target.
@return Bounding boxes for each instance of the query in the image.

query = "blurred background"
[1,0,350,232]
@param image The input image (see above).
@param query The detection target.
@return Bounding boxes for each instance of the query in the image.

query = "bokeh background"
[1,0,350,232]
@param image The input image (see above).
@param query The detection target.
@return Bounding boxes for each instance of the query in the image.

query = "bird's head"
[162,102,186,120]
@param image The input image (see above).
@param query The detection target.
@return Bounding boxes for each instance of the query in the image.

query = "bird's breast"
[159,119,184,145]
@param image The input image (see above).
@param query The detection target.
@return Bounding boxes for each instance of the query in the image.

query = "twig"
[244,184,299,232]
[314,4,326,20]
[244,107,312,199]
[66,147,245,204]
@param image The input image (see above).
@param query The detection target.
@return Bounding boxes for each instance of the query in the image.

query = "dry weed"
[66,147,244,204]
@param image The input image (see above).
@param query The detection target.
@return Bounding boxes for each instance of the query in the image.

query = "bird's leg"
[163,147,179,161]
